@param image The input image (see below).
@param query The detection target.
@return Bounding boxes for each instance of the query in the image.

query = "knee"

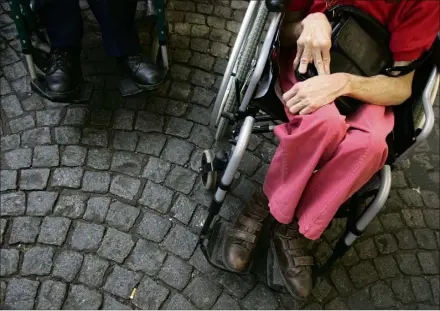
[309,107,347,135]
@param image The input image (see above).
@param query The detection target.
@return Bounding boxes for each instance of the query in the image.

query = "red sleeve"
[390,1,439,61]
[288,0,311,12]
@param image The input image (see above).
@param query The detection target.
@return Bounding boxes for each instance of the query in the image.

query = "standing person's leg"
[87,0,164,87]
[35,0,83,97]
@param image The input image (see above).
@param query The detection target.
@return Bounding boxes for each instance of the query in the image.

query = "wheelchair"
[8,0,169,101]
[197,0,440,294]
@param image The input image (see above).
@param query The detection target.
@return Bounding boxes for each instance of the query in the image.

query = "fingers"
[293,44,303,70]
[287,96,304,115]
[312,48,325,75]
[282,83,299,102]
[322,48,331,75]
[298,45,311,74]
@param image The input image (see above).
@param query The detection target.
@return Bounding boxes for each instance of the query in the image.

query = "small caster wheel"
[201,149,218,191]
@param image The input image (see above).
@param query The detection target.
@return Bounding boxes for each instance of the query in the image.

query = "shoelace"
[48,50,71,73]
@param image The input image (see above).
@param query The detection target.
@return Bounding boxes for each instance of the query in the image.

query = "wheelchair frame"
[8,0,169,100]
[199,1,439,283]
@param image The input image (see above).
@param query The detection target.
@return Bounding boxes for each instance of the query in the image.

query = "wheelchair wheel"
[213,2,268,141]
[201,149,218,191]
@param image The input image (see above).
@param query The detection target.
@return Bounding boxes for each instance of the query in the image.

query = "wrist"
[334,72,353,97]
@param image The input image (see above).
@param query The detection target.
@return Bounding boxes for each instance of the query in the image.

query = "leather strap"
[238,215,262,232]
[293,256,314,266]
[228,229,257,244]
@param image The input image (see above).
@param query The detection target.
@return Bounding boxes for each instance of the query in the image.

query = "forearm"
[340,72,414,106]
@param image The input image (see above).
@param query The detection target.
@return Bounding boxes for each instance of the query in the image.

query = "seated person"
[223,0,439,299]
[35,0,164,98]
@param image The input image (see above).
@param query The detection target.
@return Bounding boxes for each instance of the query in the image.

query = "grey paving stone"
[349,261,379,288]
[61,145,87,166]
[398,189,424,207]
[0,249,19,276]
[370,281,396,308]
[112,131,138,151]
[21,127,51,147]
[78,254,109,288]
[171,64,192,81]
[379,212,405,232]
[38,216,71,246]
[330,266,354,297]
[36,280,67,310]
[70,222,105,251]
[241,283,279,310]
[139,181,174,213]
[112,109,134,130]
[4,278,39,310]
[2,148,32,169]
[33,145,60,167]
[135,210,171,242]
[421,190,439,209]
[54,193,88,218]
[374,233,399,254]
[105,201,140,231]
[103,265,142,299]
[21,246,53,276]
[355,238,378,259]
[1,94,23,118]
[0,77,12,95]
[411,276,433,302]
[402,209,426,228]
[109,175,141,200]
[11,76,32,97]
[165,99,188,117]
[134,111,165,133]
[210,293,239,310]
[219,194,243,221]
[430,277,439,305]
[374,255,401,279]
[325,297,348,310]
[102,294,131,310]
[0,169,16,191]
[169,194,197,224]
[414,228,438,250]
[165,293,195,310]
[52,250,83,282]
[165,165,197,194]
[189,205,209,234]
[391,278,416,304]
[110,151,144,176]
[347,287,374,310]
[3,61,27,80]
[82,128,108,147]
[417,252,439,274]
[63,284,102,310]
[36,109,63,126]
[132,276,169,309]
[158,254,192,290]
[161,137,194,165]
[396,229,418,249]
[0,191,25,216]
[396,253,423,275]
[169,81,191,101]
[1,134,20,151]
[188,124,214,148]
[83,196,111,222]
[142,156,171,183]
[51,167,84,188]
[55,126,81,144]
[9,115,35,133]
[19,168,50,190]
[423,209,440,230]
[63,107,88,125]
[125,238,166,276]
[0,47,19,66]
[87,148,111,170]
[0,219,7,244]
[165,117,194,138]
[312,278,336,303]
[136,133,167,156]
[20,94,45,111]
[27,191,58,216]
[162,223,199,259]
[98,227,134,263]
[82,171,111,193]
[9,216,41,244]
[218,272,255,299]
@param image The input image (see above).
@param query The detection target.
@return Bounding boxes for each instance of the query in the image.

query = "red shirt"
[288,0,439,61]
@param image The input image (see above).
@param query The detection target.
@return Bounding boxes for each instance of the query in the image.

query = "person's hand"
[294,12,332,75]
[283,73,349,115]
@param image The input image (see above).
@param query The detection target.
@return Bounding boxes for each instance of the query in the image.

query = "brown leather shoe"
[270,222,314,299]
[223,192,269,272]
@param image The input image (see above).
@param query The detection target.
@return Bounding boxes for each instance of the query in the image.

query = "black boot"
[120,54,165,90]
[45,48,82,100]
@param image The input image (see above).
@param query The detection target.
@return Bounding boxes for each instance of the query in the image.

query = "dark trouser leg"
[35,0,83,51]
[87,0,141,57]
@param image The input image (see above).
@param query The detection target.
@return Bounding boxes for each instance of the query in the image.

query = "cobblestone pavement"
[1,0,439,309]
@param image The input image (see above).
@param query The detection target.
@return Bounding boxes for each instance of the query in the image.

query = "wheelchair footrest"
[30,77,93,103]
[266,246,289,293]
